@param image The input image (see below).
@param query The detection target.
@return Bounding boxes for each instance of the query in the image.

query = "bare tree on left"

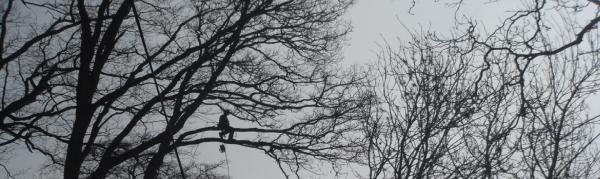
[0,0,370,178]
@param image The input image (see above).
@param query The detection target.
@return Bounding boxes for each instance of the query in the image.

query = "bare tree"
[0,0,371,178]
[362,0,600,178]
[512,42,600,179]
[363,31,486,179]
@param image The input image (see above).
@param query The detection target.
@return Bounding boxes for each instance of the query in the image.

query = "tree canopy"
[0,0,370,178]
[1,0,600,178]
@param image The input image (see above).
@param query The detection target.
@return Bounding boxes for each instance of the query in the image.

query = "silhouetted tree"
[362,0,600,178]
[363,31,485,179]
[0,0,370,178]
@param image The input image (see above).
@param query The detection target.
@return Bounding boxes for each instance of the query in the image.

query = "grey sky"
[3,0,500,179]
[7,0,597,178]
[198,1,520,179]
[153,1,426,179]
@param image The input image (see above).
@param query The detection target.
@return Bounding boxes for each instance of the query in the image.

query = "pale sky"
[199,1,520,179]
[204,1,600,178]
[4,0,563,178]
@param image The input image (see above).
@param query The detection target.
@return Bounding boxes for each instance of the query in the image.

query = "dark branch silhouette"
[0,0,369,178]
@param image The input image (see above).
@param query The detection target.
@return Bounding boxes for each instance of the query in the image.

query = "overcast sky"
[5,0,541,178]
[194,1,520,179]
[180,1,600,178]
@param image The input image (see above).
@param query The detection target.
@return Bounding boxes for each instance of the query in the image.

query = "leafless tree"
[0,0,371,178]
[362,0,600,178]
[511,39,600,179]
[363,31,486,179]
